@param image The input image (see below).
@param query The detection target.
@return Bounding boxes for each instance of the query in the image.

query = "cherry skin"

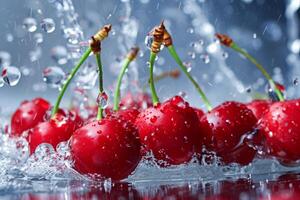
[135,96,201,166]
[70,116,141,180]
[28,112,80,154]
[11,98,50,136]
[259,99,300,164]
[247,99,272,120]
[120,92,152,109]
[199,101,257,165]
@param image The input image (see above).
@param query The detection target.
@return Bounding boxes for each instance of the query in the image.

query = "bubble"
[51,46,68,65]
[0,51,11,66]
[222,51,229,59]
[187,27,194,34]
[64,28,81,44]
[97,92,108,109]
[1,66,21,86]
[290,39,300,54]
[40,18,56,33]
[34,143,55,161]
[23,17,37,32]
[42,66,66,88]
[33,33,43,44]
[253,33,257,39]
[293,77,299,86]
[200,54,210,64]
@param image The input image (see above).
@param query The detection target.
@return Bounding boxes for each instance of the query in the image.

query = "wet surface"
[1,172,300,199]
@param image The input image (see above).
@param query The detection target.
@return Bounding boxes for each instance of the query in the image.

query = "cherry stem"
[167,45,212,111]
[113,58,132,111]
[149,52,160,106]
[51,47,91,118]
[95,53,104,120]
[230,43,284,102]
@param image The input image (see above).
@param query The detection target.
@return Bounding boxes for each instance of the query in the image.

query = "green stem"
[167,45,212,111]
[95,53,104,120]
[113,58,131,111]
[51,47,91,118]
[230,43,284,102]
[149,52,160,106]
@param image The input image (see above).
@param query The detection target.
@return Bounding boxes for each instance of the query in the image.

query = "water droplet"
[188,52,196,59]
[145,34,154,50]
[42,66,66,88]
[0,51,11,66]
[23,17,37,32]
[187,27,194,34]
[293,77,299,85]
[253,33,257,39]
[245,87,252,93]
[1,66,21,86]
[0,77,4,88]
[150,116,158,123]
[40,18,56,33]
[51,46,68,65]
[33,33,43,44]
[64,28,81,44]
[200,54,210,64]
[97,92,108,109]
[222,51,229,59]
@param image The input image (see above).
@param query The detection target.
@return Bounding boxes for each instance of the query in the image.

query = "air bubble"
[222,51,229,59]
[200,54,210,64]
[51,46,68,65]
[1,66,21,86]
[42,66,66,88]
[23,17,37,32]
[40,18,56,33]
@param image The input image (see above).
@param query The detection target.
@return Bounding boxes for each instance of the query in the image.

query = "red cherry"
[11,98,50,136]
[70,116,141,180]
[135,96,201,166]
[120,92,152,109]
[199,101,257,165]
[247,99,272,120]
[28,112,79,154]
[259,99,300,164]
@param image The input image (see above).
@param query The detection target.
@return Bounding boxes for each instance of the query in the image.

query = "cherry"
[28,112,78,154]
[199,101,257,165]
[246,99,272,120]
[120,92,152,110]
[70,116,141,180]
[11,98,50,136]
[135,96,201,165]
[259,99,300,164]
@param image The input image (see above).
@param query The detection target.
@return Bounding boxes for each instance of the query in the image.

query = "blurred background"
[0,0,299,114]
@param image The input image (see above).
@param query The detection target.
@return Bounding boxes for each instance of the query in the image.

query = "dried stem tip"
[215,33,233,47]
[90,37,101,54]
[151,22,165,53]
[93,24,112,42]
[163,29,173,47]
[127,47,140,61]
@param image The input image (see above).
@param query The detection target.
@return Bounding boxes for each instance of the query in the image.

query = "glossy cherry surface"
[199,101,257,165]
[70,116,141,180]
[247,99,272,120]
[259,99,300,163]
[11,98,50,136]
[135,96,201,165]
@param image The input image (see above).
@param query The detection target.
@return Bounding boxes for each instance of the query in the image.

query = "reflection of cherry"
[200,101,257,165]
[120,92,152,110]
[11,98,50,136]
